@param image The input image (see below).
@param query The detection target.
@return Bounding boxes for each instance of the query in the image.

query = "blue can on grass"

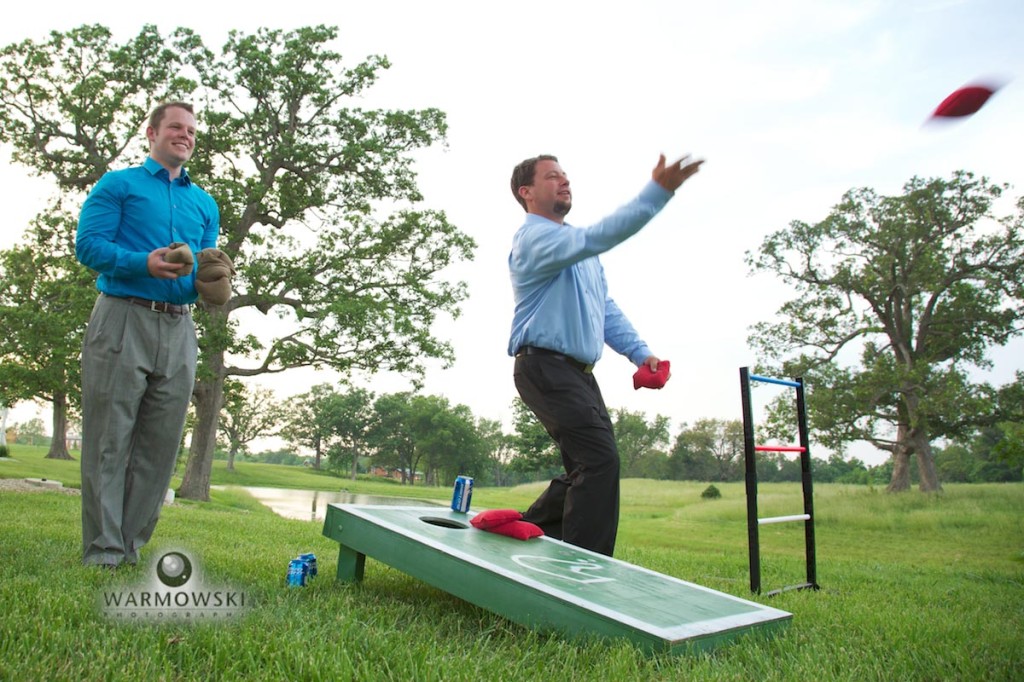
[299,553,318,578]
[287,553,318,587]
[286,558,308,587]
[451,475,473,513]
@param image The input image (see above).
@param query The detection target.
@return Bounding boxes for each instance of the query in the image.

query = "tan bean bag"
[195,248,236,306]
[164,242,194,276]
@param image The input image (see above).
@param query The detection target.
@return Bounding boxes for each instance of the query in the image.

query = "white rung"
[758,513,811,525]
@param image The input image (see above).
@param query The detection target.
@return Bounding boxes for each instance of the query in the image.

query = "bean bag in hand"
[633,359,671,390]
[195,248,236,306]
[164,242,194,276]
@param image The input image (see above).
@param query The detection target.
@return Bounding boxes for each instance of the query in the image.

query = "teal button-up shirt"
[77,157,220,305]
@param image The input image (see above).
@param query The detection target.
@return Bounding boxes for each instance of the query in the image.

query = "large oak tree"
[747,171,1024,492]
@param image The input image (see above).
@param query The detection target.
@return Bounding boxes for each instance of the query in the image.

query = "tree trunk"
[887,448,912,492]
[913,434,942,493]
[887,422,913,492]
[227,446,236,472]
[887,382,944,493]
[350,451,358,481]
[179,349,226,502]
[887,427,943,493]
[45,392,73,460]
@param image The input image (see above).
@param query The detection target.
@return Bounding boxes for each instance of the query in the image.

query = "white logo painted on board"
[511,556,615,584]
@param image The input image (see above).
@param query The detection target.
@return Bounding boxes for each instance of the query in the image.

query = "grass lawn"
[1,445,1021,681]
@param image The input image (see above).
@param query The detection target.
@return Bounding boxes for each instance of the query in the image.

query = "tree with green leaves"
[0,210,96,460]
[477,417,515,486]
[937,423,1023,483]
[507,397,559,474]
[667,423,719,482]
[992,372,1024,479]
[218,379,281,471]
[280,383,347,470]
[670,418,744,482]
[991,423,1024,480]
[0,24,474,500]
[322,386,375,480]
[747,171,1024,493]
[11,417,48,446]
[409,395,485,486]
[368,392,419,484]
[610,408,670,478]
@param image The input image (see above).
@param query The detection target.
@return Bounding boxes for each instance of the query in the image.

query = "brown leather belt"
[119,296,190,316]
[515,345,594,373]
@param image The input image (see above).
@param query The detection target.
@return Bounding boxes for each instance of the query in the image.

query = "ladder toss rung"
[757,514,811,525]
[748,374,801,388]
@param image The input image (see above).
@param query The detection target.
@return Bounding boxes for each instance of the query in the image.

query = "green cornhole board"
[322,504,791,655]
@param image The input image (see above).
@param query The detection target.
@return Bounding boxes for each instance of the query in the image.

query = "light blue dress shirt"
[507,180,671,366]
[76,157,220,305]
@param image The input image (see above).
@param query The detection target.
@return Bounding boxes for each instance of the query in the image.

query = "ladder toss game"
[739,367,821,596]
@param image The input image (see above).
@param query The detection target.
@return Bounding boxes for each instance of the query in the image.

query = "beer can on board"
[451,475,473,513]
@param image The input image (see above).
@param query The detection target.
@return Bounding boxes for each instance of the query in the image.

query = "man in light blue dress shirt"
[508,153,703,555]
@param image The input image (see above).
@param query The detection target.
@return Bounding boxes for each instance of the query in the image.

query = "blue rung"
[749,374,800,388]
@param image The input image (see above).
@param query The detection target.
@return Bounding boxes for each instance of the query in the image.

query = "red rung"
[754,445,806,453]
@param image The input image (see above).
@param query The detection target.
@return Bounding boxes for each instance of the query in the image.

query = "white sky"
[3,0,1023,465]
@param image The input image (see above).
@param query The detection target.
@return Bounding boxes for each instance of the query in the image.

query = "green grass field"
[1,445,1021,681]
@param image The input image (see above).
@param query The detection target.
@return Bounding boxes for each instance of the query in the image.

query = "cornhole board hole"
[322,504,791,655]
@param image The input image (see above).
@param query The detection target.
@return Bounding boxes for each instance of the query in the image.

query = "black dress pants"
[514,353,620,556]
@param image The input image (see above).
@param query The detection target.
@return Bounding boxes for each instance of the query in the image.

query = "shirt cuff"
[629,345,654,366]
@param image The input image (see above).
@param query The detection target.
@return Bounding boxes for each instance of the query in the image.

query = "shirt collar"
[143,156,193,186]
[524,213,570,228]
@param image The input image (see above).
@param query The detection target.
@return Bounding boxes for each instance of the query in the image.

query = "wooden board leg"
[335,544,365,583]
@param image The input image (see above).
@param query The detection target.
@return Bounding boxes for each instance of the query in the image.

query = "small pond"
[238,486,443,522]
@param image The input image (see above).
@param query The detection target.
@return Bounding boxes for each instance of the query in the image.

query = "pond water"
[238,486,443,522]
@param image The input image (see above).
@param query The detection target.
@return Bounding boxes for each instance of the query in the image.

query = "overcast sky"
[3,0,1023,464]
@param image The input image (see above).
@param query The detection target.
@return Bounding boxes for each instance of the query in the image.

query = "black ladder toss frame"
[739,366,820,597]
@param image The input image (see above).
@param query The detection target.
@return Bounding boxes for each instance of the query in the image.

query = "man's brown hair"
[148,101,195,130]
[510,154,559,211]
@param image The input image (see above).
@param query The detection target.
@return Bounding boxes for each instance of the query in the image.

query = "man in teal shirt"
[508,152,703,556]
[76,101,219,568]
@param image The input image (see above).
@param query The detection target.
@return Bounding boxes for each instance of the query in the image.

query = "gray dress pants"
[80,294,197,566]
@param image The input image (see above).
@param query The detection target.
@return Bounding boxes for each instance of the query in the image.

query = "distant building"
[370,466,422,483]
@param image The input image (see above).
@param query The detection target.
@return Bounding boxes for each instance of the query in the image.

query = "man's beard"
[553,200,571,217]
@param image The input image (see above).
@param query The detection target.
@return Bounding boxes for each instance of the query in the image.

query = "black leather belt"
[118,296,190,316]
[515,345,594,373]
